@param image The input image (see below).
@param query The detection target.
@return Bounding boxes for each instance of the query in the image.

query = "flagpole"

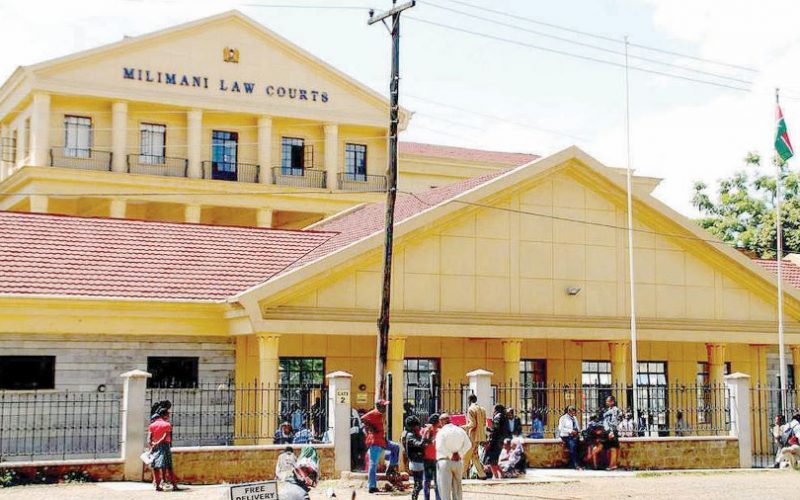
[776,88,788,415]
[624,36,640,423]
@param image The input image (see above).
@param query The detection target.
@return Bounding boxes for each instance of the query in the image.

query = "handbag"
[140,449,154,466]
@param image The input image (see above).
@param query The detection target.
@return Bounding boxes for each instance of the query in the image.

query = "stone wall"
[0,458,124,482]
[523,436,739,469]
[142,444,335,484]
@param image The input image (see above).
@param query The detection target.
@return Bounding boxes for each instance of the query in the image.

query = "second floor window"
[140,123,166,164]
[64,115,92,158]
[345,143,367,181]
[281,137,305,175]
[23,118,30,160]
[1,133,16,163]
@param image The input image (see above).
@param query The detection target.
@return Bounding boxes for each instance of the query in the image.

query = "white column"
[256,208,273,228]
[467,369,494,412]
[120,369,152,480]
[324,123,338,190]
[187,109,203,179]
[0,124,8,179]
[29,93,50,167]
[109,198,127,218]
[724,372,752,468]
[184,204,202,223]
[111,101,128,173]
[326,370,353,474]
[257,116,273,184]
[29,194,48,213]
[16,121,27,168]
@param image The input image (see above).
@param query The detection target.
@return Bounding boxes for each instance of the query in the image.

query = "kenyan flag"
[776,103,794,162]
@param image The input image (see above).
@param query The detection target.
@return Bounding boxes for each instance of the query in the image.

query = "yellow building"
[0,11,798,455]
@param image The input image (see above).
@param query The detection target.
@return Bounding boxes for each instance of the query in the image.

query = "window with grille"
[404,358,440,416]
[696,361,730,424]
[140,123,166,164]
[1,135,15,163]
[636,361,668,434]
[281,137,305,175]
[581,360,612,419]
[147,356,199,388]
[0,356,55,390]
[64,116,92,158]
[344,143,367,181]
[279,358,325,423]
[23,118,30,160]
[520,359,546,424]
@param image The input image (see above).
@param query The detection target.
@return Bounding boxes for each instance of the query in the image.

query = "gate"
[750,383,799,467]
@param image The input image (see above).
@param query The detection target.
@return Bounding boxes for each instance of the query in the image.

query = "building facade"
[1,11,799,450]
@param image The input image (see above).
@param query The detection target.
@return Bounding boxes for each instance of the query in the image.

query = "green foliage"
[692,152,800,258]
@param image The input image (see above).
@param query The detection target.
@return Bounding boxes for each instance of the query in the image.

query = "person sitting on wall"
[274,421,295,444]
[293,423,314,444]
[779,413,800,470]
[583,413,606,470]
[558,405,582,470]
[527,412,545,439]
[498,438,523,477]
[506,408,523,437]
[362,399,401,493]
[772,415,788,468]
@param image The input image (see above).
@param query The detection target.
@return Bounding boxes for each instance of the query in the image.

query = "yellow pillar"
[503,339,522,411]
[707,343,727,430]
[111,101,128,173]
[791,345,800,406]
[29,194,48,213]
[256,208,273,228]
[257,116,273,184]
[324,123,338,190]
[184,204,202,223]
[109,198,127,218]
[387,336,406,442]
[29,93,50,167]
[186,109,203,179]
[257,333,280,443]
[609,341,630,409]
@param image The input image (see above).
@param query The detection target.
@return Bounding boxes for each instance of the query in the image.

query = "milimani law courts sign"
[122,67,331,103]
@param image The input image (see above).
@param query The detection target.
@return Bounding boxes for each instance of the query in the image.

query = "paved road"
[0,470,792,499]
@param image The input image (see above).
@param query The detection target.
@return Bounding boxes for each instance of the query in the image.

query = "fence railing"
[201,161,259,183]
[750,383,799,468]
[145,382,328,447]
[272,167,326,189]
[337,172,387,192]
[0,390,121,463]
[50,148,112,171]
[127,154,188,177]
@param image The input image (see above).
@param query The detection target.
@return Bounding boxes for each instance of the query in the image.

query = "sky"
[2,0,800,215]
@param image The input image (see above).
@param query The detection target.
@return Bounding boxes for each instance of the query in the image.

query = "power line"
[405,16,752,93]
[422,0,753,86]
[442,0,758,73]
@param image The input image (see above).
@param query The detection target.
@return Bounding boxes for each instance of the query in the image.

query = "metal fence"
[146,381,328,447]
[491,382,731,438]
[0,390,121,462]
[750,383,799,468]
[407,380,470,424]
[50,147,112,171]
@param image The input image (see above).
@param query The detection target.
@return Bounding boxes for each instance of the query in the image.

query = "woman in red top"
[147,407,181,491]
[420,414,440,500]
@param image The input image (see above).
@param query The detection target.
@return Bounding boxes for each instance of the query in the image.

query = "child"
[402,416,429,500]
[148,407,180,491]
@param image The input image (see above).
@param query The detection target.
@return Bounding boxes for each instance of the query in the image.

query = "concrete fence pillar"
[467,369,494,412]
[725,372,752,468]
[326,370,353,475]
[120,369,152,480]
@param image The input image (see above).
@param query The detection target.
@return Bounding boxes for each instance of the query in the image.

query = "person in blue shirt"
[293,424,314,444]
[290,403,305,431]
[527,412,545,439]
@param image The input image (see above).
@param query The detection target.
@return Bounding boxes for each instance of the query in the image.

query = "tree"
[692,152,800,259]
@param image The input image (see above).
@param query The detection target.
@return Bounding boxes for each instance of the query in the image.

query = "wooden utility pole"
[368,0,415,403]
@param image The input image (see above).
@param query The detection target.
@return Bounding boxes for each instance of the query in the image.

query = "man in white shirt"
[435,413,472,500]
[558,405,581,470]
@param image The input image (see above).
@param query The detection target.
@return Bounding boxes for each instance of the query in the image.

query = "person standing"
[361,399,400,493]
[461,394,487,480]
[558,406,581,470]
[602,396,622,470]
[350,407,366,471]
[435,413,471,500]
[421,414,441,500]
[486,404,509,479]
[402,416,430,500]
[147,407,181,491]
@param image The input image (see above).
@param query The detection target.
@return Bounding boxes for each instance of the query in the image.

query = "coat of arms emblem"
[223,47,240,63]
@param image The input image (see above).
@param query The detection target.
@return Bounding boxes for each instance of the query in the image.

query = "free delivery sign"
[229,481,279,500]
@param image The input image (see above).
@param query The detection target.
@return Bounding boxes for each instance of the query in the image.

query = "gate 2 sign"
[336,389,350,405]
[229,481,278,500]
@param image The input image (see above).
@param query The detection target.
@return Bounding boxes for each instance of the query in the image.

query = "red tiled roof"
[752,259,800,289]
[287,169,511,271]
[0,212,336,301]
[399,142,539,166]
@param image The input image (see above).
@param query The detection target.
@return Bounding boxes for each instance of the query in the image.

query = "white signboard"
[336,389,351,404]
[229,481,279,500]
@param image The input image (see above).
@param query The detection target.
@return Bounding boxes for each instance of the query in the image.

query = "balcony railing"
[201,161,259,183]
[337,172,387,192]
[127,154,188,177]
[272,167,326,189]
[50,148,112,171]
